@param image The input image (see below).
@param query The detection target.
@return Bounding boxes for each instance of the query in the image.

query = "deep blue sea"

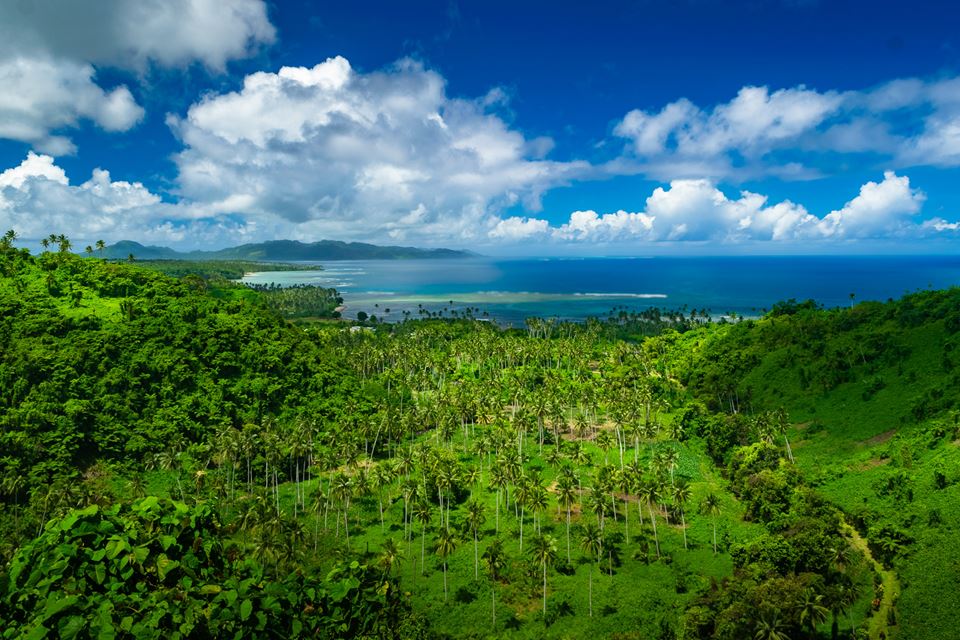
[241,256,960,326]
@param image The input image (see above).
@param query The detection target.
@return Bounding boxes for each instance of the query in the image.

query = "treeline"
[123,259,315,281]
[0,241,363,527]
[245,282,343,319]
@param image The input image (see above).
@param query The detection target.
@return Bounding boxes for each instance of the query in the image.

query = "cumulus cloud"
[614,85,843,178]
[489,216,550,240]
[0,57,143,154]
[168,56,589,244]
[553,210,655,241]
[0,152,252,247]
[484,172,942,244]
[0,0,274,154]
[818,171,925,238]
[613,75,960,179]
[0,0,274,71]
[0,151,952,250]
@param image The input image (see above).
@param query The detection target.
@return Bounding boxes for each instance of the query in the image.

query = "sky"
[1,0,960,255]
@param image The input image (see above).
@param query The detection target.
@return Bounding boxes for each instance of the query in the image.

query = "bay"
[240,255,960,326]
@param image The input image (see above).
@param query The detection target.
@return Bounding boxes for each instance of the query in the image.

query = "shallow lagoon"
[241,255,960,325]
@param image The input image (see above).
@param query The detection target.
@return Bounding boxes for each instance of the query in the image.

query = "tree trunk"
[649,502,661,559]
[542,564,547,616]
[680,509,687,550]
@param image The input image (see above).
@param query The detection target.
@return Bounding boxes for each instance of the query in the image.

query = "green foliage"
[3,234,959,639]
[0,498,417,639]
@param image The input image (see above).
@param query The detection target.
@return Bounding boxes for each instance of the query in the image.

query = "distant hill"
[100,239,474,261]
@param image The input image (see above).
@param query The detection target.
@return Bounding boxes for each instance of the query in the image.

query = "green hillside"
[1,235,958,639]
[101,239,474,261]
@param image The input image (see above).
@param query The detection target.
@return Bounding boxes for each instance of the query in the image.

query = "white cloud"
[553,210,655,241]
[0,152,952,250]
[0,152,67,189]
[612,75,960,179]
[168,56,588,244]
[482,171,940,245]
[923,218,960,232]
[0,57,143,154]
[818,171,925,238]
[0,152,201,245]
[0,0,274,154]
[0,0,274,72]
[614,86,842,178]
[489,216,550,240]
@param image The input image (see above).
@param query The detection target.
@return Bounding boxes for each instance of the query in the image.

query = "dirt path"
[842,521,900,639]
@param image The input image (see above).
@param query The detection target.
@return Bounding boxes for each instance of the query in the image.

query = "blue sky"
[1,0,959,253]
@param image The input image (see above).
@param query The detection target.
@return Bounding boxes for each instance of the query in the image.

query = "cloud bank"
[168,56,588,243]
[613,76,960,180]
[0,0,274,154]
[490,171,948,245]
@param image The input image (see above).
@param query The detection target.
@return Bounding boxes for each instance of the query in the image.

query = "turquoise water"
[240,256,960,326]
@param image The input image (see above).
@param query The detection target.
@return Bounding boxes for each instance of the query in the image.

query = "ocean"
[240,255,960,326]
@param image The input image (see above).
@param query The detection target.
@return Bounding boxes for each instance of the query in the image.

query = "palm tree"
[331,472,353,546]
[701,492,722,555]
[637,477,662,559]
[528,482,548,535]
[672,478,692,550]
[465,498,486,579]
[489,463,508,534]
[556,474,577,562]
[370,464,393,532]
[754,608,790,640]
[413,500,432,574]
[799,588,829,639]
[436,527,459,602]
[482,538,506,627]
[96,239,105,257]
[579,522,604,617]
[378,538,404,576]
[84,245,93,256]
[528,533,558,617]
[773,407,795,463]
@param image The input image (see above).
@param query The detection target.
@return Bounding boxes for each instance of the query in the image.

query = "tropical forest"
[1,233,959,639]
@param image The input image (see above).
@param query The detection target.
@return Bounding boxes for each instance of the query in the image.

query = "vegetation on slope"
[1,231,957,639]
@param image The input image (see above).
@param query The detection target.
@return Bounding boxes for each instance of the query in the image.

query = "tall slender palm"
[413,500,432,574]
[672,478,692,550]
[555,475,577,562]
[483,538,507,627]
[579,522,604,617]
[331,473,353,546]
[528,482,548,535]
[774,407,795,463]
[465,498,486,579]
[95,239,105,257]
[436,527,459,602]
[637,477,662,559]
[528,533,558,617]
[514,477,530,551]
[701,492,722,555]
[489,464,508,533]
[370,464,393,532]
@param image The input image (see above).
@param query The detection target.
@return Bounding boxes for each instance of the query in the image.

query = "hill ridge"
[101,238,475,261]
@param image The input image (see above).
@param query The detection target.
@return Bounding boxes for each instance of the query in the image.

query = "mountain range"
[100,240,474,261]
